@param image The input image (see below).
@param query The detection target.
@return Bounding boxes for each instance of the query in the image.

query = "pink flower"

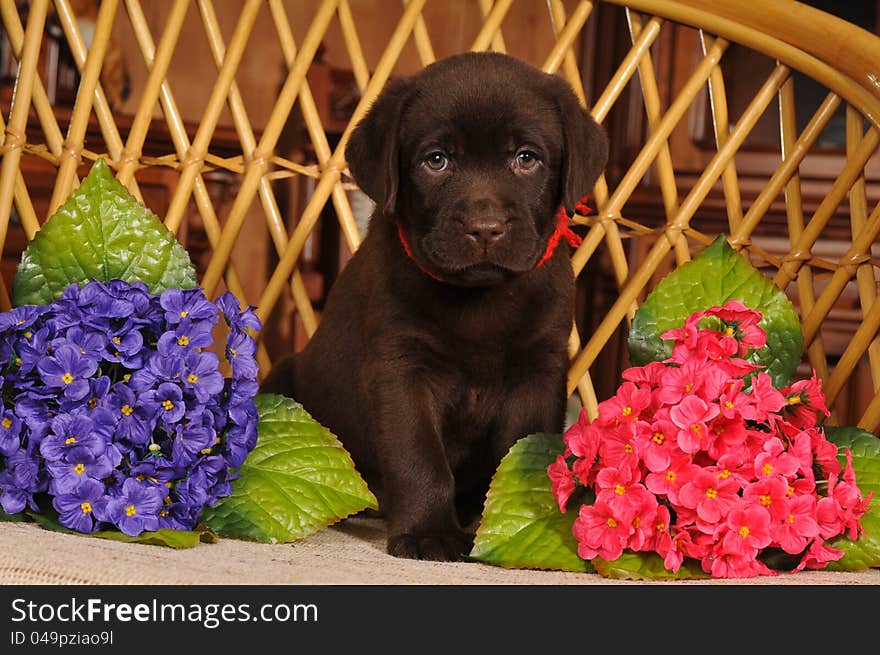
[789,430,817,482]
[572,500,632,561]
[718,379,749,420]
[828,449,873,540]
[644,504,673,555]
[813,433,843,479]
[661,526,693,573]
[564,414,600,463]
[679,468,741,525]
[656,360,727,406]
[595,464,645,512]
[705,549,776,578]
[741,372,785,422]
[711,456,753,488]
[552,301,871,580]
[572,455,597,487]
[634,414,677,472]
[721,504,773,555]
[548,455,575,512]
[703,300,767,355]
[622,361,667,389]
[788,476,817,498]
[794,538,845,571]
[814,493,844,540]
[669,395,720,454]
[597,381,651,428]
[754,437,799,479]
[645,454,695,505]
[662,312,703,354]
[780,371,830,429]
[624,491,660,552]
[706,416,749,463]
[772,492,819,554]
[695,330,740,364]
[598,426,641,471]
[742,476,790,522]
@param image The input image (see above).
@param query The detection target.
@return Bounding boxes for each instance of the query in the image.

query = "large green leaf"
[12,158,197,306]
[593,551,708,580]
[201,393,378,543]
[628,235,803,388]
[822,426,880,571]
[469,433,590,572]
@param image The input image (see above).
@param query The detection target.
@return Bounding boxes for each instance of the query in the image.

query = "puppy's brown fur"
[262,52,607,561]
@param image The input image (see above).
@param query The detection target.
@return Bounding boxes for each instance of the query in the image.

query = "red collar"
[397,199,588,283]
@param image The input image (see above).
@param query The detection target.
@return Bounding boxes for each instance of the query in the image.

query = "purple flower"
[59,376,111,414]
[76,280,137,324]
[129,352,185,392]
[140,382,186,424]
[128,456,177,487]
[171,419,216,467]
[16,326,54,375]
[224,401,259,468]
[47,446,120,495]
[37,343,99,400]
[0,280,261,534]
[225,330,258,380]
[52,478,106,533]
[217,291,262,333]
[103,328,145,368]
[105,384,151,451]
[0,409,22,456]
[0,305,47,332]
[50,286,85,330]
[40,414,109,462]
[52,326,106,362]
[160,288,218,325]
[0,450,47,513]
[13,393,54,446]
[0,478,32,514]
[227,378,259,407]
[157,319,214,357]
[95,477,164,536]
[182,351,224,403]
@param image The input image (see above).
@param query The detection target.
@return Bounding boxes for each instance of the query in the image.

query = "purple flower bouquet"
[0,279,261,536]
[0,158,376,547]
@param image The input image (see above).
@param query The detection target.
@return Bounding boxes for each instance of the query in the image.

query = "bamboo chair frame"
[2,0,880,432]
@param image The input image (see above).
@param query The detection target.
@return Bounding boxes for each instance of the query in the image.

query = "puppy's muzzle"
[464,216,508,249]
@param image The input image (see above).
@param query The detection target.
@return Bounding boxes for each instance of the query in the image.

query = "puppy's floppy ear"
[553,80,608,213]
[345,77,411,214]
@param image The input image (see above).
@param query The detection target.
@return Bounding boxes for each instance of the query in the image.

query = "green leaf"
[628,235,803,388]
[469,433,590,572]
[25,508,211,549]
[201,393,378,543]
[822,425,880,571]
[12,158,197,306]
[0,511,28,522]
[593,552,709,580]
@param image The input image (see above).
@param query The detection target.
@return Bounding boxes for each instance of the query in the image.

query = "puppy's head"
[346,52,607,286]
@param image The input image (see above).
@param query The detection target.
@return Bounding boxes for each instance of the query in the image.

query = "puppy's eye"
[513,149,540,171]
[424,151,449,172]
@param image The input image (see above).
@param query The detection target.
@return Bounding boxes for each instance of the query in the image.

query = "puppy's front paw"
[387,530,473,561]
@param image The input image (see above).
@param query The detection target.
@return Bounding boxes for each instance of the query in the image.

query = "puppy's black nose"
[464,217,507,246]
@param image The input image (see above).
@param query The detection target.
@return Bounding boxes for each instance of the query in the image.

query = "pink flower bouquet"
[549,300,873,578]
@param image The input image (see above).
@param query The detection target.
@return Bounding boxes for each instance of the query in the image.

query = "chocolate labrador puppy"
[261,52,607,561]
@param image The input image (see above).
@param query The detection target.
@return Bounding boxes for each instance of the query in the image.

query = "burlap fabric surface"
[2,518,878,585]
